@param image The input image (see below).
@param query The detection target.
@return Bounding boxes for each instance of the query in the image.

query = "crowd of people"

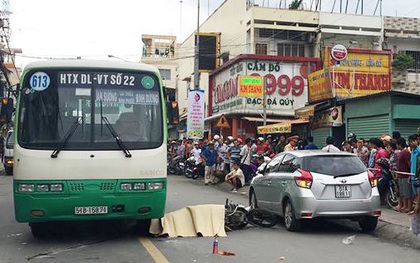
[167,131,420,215]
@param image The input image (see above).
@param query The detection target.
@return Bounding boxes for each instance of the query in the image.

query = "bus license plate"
[75,206,108,215]
[335,185,351,198]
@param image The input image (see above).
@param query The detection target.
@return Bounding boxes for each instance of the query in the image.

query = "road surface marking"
[139,237,169,263]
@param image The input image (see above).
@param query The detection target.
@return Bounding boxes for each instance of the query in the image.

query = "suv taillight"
[368,170,377,188]
[295,169,313,189]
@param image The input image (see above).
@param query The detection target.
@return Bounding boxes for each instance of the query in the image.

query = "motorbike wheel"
[168,167,176,175]
[184,168,193,178]
[247,208,277,228]
[225,207,248,230]
[386,187,398,208]
[192,171,199,179]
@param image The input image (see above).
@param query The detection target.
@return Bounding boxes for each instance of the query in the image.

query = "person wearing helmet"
[256,137,268,155]
[213,134,221,149]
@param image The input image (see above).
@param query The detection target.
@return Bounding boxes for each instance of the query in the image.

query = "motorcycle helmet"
[213,134,220,140]
[347,133,357,143]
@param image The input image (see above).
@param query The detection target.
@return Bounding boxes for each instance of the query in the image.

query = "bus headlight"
[18,184,35,192]
[148,182,163,190]
[133,183,145,190]
[37,184,50,192]
[50,184,63,192]
[120,183,132,191]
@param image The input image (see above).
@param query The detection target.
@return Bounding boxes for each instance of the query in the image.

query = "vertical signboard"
[187,89,205,139]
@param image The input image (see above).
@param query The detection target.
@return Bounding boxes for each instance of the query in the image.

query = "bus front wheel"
[29,223,47,238]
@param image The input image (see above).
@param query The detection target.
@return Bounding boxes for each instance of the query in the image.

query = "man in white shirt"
[225,160,245,192]
[190,142,202,164]
[321,136,341,152]
[240,138,253,184]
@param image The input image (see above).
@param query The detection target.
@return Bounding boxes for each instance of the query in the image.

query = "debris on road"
[342,235,356,245]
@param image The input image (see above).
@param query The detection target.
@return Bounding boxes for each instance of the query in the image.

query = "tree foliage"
[289,0,303,9]
[392,53,415,72]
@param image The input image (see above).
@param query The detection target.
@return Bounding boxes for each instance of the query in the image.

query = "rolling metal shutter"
[394,119,420,140]
[311,127,331,148]
[347,114,389,140]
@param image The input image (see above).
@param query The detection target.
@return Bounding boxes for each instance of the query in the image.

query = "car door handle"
[267,180,272,185]
[280,181,287,186]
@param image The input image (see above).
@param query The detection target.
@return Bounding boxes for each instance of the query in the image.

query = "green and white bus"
[13,60,167,236]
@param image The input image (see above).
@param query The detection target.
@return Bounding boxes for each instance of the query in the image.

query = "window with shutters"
[255,43,267,55]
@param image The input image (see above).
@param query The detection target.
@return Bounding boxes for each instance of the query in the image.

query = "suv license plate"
[75,206,108,215]
[335,185,351,198]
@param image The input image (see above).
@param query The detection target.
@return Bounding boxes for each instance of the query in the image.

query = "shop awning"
[257,119,309,134]
[241,116,287,123]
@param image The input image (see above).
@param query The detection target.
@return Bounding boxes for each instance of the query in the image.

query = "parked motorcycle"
[167,155,184,175]
[184,156,196,178]
[191,162,205,179]
[376,158,398,208]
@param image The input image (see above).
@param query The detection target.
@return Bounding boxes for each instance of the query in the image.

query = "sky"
[7,0,420,69]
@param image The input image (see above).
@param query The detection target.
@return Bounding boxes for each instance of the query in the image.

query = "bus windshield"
[18,69,163,150]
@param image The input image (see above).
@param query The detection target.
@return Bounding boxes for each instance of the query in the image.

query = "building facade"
[173,0,420,140]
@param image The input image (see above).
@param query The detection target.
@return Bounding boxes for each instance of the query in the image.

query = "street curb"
[375,219,420,250]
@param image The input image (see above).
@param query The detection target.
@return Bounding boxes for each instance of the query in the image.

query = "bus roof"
[23,59,160,74]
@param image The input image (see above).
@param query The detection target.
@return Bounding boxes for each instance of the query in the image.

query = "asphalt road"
[1,173,419,263]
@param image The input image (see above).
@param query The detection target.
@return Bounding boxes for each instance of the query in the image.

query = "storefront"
[305,47,393,147]
[207,54,321,139]
[344,91,420,141]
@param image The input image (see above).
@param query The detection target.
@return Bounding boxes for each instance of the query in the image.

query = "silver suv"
[249,151,381,232]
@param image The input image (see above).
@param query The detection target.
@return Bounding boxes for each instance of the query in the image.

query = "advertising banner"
[307,48,392,102]
[238,76,263,97]
[311,106,343,129]
[187,89,205,139]
[308,69,333,103]
[211,58,319,116]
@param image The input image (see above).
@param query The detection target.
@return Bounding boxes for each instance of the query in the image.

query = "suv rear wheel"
[283,200,302,232]
[359,216,378,233]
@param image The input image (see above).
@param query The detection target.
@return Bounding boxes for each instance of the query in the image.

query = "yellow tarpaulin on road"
[257,119,309,134]
[149,204,227,237]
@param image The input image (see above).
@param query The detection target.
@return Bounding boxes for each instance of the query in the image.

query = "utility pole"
[193,0,200,90]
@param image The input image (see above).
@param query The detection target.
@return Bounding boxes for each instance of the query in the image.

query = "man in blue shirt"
[304,136,319,150]
[409,134,420,198]
[200,142,217,185]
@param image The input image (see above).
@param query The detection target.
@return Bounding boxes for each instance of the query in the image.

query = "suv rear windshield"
[301,155,366,176]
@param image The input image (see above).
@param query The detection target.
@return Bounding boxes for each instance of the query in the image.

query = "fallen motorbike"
[224,199,277,231]
[224,198,248,231]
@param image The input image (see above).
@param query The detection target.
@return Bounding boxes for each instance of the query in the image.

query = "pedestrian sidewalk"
[213,181,420,250]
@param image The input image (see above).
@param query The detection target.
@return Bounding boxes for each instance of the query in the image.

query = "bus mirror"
[167,100,179,125]
[0,97,14,124]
